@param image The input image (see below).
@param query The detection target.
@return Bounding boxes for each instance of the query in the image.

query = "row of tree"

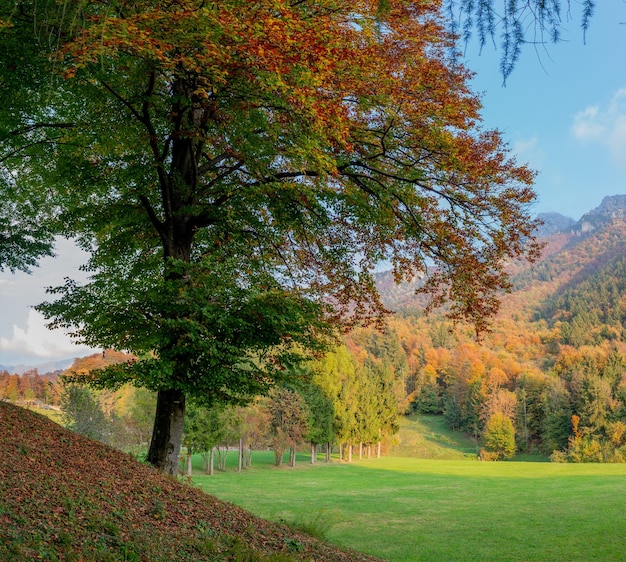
[54,346,401,469]
[52,296,626,465]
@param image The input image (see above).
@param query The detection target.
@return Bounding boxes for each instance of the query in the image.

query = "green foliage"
[42,259,333,404]
[124,388,156,448]
[483,413,516,460]
[264,387,310,466]
[0,0,62,273]
[312,343,401,457]
[184,402,225,458]
[409,382,442,414]
[298,379,335,447]
[0,177,54,273]
[443,394,464,432]
[60,382,109,443]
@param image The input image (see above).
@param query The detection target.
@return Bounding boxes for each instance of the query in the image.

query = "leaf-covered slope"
[0,401,380,561]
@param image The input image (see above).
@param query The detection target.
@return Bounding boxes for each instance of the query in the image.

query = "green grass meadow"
[193,417,626,561]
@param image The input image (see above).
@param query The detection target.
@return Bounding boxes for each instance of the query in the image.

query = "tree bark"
[147,388,186,476]
[311,442,316,464]
[289,446,296,467]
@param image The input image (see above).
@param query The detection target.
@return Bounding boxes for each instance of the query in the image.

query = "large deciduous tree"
[1,0,540,474]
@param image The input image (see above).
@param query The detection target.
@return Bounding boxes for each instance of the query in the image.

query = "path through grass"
[195,455,626,561]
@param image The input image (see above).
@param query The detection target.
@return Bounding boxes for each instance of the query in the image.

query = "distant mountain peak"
[588,194,626,218]
[535,212,576,237]
[0,357,75,376]
[573,194,626,234]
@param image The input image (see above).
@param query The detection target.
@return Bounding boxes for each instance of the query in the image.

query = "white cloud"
[0,309,98,364]
[572,88,626,167]
[511,136,545,171]
[513,136,539,158]
[0,237,97,365]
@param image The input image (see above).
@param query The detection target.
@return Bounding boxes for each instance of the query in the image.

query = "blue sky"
[1,3,625,367]
[465,2,626,219]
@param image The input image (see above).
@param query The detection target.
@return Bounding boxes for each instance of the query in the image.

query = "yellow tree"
[483,412,516,460]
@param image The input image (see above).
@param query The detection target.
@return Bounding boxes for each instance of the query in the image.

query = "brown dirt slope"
[0,401,381,561]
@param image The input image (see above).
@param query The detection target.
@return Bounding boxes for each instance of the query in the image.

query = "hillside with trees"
[364,196,626,461]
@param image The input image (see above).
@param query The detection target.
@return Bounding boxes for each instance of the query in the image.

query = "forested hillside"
[362,196,626,461]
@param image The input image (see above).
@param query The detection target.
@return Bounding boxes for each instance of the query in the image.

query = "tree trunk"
[274,446,285,466]
[326,442,331,463]
[347,443,352,463]
[147,388,186,475]
[217,446,229,471]
[186,451,192,476]
[358,442,363,460]
[209,448,214,475]
[289,446,296,467]
[238,438,243,472]
[311,442,316,464]
[377,441,381,459]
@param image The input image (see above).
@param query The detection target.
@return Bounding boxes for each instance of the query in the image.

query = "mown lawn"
[195,457,626,561]
[194,417,626,561]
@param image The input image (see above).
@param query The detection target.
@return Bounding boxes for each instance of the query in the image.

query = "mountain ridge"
[0,357,74,376]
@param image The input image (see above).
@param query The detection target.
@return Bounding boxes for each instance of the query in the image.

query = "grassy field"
[27,404,64,425]
[194,417,626,561]
[388,415,480,460]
